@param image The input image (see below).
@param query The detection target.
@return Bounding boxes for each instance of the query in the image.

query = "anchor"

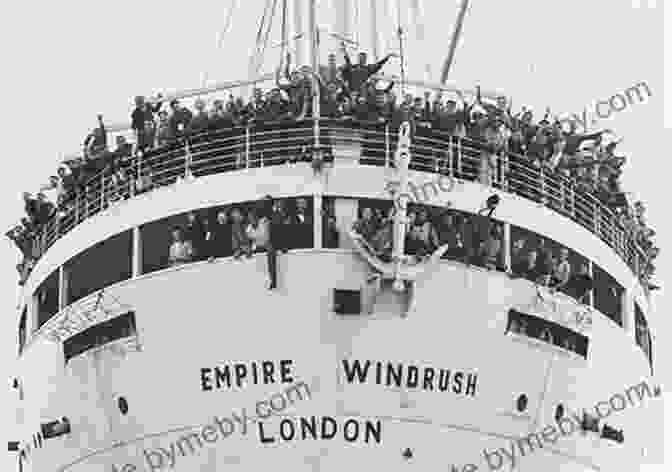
[349,121,448,313]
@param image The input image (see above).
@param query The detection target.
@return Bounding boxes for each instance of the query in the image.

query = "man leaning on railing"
[83,115,107,160]
[6,46,658,287]
[340,42,396,97]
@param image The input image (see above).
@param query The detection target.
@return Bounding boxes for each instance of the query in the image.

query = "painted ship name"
[342,359,478,396]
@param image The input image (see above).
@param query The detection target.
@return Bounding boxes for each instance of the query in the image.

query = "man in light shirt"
[168,227,194,267]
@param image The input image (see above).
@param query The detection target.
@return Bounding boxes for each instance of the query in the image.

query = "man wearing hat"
[340,41,397,97]
[188,98,210,135]
[168,99,193,140]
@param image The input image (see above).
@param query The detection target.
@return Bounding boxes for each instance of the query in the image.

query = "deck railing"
[35,119,645,280]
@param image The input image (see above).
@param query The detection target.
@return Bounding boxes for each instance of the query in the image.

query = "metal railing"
[34,119,645,280]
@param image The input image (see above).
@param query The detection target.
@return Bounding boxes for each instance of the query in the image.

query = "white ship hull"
[15,248,657,472]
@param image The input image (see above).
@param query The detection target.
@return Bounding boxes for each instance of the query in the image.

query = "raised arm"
[97,114,106,135]
[276,53,292,91]
[341,42,351,68]
[367,53,393,75]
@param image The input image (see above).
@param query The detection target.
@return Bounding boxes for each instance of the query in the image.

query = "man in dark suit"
[512,250,544,283]
[568,262,593,304]
[294,198,313,249]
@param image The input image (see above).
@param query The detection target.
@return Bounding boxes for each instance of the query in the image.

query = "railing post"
[570,182,576,219]
[593,200,600,235]
[313,194,322,250]
[132,226,142,278]
[384,124,390,168]
[587,260,594,308]
[129,158,136,198]
[100,174,106,210]
[448,139,454,178]
[622,285,633,338]
[39,224,46,257]
[314,117,320,149]
[633,246,640,278]
[34,235,42,260]
[245,126,251,168]
[500,152,508,191]
[58,265,68,310]
[456,137,462,177]
[503,222,511,273]
[74,192,80,224]
[539,165,546,205]
[183,139,195,180]
[85,185,91,219]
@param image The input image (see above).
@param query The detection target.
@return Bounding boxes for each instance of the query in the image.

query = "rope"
[254,0,279,77]
[249,0,274,79]
[279,0,288,67]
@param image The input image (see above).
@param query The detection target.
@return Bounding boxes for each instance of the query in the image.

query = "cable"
[440,0,470,84]
[253,0,279,78]
[279,0,288,67]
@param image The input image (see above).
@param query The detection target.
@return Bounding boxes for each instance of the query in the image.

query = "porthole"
[555,404,564,421]
[118,396,129,415]
[516,394,528,412]
[518,320,528,335]
[507,319,520,334]
[540,328,554,344]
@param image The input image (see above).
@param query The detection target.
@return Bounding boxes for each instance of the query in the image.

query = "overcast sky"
[0,1,667,471]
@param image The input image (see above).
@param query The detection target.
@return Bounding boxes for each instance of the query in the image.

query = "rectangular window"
[18,307,27,355]
[634,303,653,372]
[141,213,189,274]
[140,198,315,274]
[66,231,132,305]
[593,263,623,326]
[63,311,137,362]
[36,270,59,328]
[333,289,361,315]
[322,197,340,249]
[506,309,589,359]
[509,225,587,297]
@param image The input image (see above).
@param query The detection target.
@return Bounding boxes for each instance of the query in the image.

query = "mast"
[280,0,288,65]
[392,122,411,292]
[308,0,318,72]
[334,0,352,45]
[396,0,407,98]
[391,0,409,292]
[440,0,470,83]
[369,0,379,61]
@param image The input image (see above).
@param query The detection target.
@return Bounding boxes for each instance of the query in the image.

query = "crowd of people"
[165,197,313,290]
[352,199,594,304]
[6,44,657,288]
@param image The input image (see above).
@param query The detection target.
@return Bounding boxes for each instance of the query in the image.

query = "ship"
[6,1,661,471]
